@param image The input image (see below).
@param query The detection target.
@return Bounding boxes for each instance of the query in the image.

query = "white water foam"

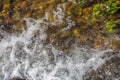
[0,6,113,80]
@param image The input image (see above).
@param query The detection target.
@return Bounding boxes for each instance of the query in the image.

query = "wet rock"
[0,17,3,24]
[83,56,120,80]
[112,40,120,53]
[82,7,92,15]
[11,77,26,80]
[11,20,27,32]
[62,30,72,38]
[0,2,3,11]
[72,28,80,38]
[20,1,28,8]
[79,25,90,31]
[94,37,105,49]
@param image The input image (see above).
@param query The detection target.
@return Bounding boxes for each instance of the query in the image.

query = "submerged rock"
[112,40,120,53]
[83,55,120,80]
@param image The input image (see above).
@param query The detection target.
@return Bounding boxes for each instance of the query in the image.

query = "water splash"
[0,6,113,80]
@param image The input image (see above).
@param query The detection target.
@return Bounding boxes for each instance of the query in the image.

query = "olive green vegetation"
[92,4,101,16]
[92,0,120,15]
[105,20,117,33]
[74,0,86,15]
[107,0,120,15]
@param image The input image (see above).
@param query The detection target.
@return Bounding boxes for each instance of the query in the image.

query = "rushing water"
[0,6,113,80]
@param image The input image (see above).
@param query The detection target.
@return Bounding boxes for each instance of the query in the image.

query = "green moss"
[107,0,120,15]
[77,0,86,8]
[105,20,117,33]
[74,0,86,15]
[92,4,101,16]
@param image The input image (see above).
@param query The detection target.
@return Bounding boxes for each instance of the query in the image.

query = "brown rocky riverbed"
[0,0,120,52]
[0,0,120,80]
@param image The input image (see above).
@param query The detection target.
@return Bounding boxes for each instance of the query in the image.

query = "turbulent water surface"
[0,6,114,80]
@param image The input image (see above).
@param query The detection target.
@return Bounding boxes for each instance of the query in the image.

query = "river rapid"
[0,5,114,80]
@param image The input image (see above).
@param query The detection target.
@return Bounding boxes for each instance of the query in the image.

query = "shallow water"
[0,6,113,80]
